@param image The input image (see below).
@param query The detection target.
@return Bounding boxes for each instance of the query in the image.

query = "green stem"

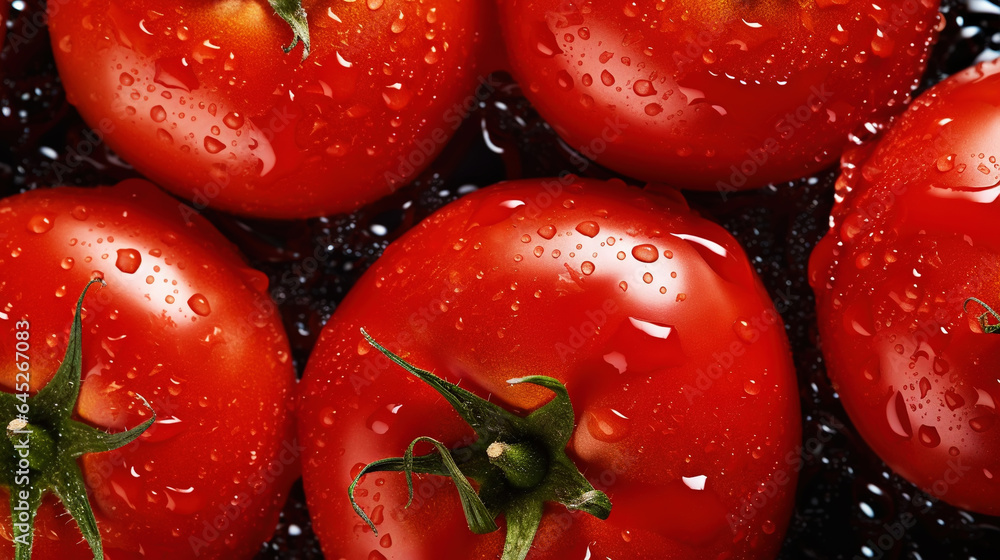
[347,329,612,560]
[486,441,548,489]
[268,0,311,61]
[0,280,155,559]
[965,297,1000,334]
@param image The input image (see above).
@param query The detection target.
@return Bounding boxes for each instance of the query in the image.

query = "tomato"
[496,0,941,193]
[298,178,801,559]
[0,180,297,558]
[47,0,489,219]
[809,58,1000,515]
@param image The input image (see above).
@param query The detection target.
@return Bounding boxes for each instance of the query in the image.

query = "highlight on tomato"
[0,180,298,558]
[809,57,1000,515]
[47,0,489,219]
[497,0,941,193]
[298,177,802,559]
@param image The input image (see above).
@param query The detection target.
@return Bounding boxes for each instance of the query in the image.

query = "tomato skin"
[496,0,941,191]
[0,180,297,558]
[47,1,487,219]
[809,58,1000,515]
[299,178,801,559]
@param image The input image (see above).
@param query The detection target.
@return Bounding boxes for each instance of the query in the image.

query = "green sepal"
[0,280,156,559]
[350,329,613,560]
[268,0,311,61]
[500,498,544,560]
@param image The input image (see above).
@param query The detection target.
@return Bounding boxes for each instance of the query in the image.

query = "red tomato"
[299,178,801,559]
[47,1,488,219]
[496,0,941,192]
[0,180,297,557]
[809,58,1000,515]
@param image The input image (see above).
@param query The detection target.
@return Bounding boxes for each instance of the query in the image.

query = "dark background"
[1,0,999,558]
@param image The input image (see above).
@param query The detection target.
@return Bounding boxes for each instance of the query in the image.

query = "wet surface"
[1,0,999,558]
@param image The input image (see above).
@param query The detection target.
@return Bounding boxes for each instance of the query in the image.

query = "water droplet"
[933,357,950,375]
[115,249,142,274]
[601,70,615,86]
[576,221,600,237]
[644,103,663,116]
[382,83,412,111]
[366,404,402,435]
[917,425,940,447]
[887,391,913,438]
[744,379,760,396]
[187,294,211,316]
[119,72,135,86]
[533,23,564,57]
[970,413,996,432]
[390,10,406,33]
[157,128,174,144]
[379,534,392,548]
[153,57,200,92]
[537,225,556,239]
[61,257,74,270]
[945,390,965,410]
[204,136,226,154]
[223,112,245,130]
[642,272,653,284]
[165,295,176,305]
[556,70,574,90]
[919,377,931,399]
[619,281,628,292]
[586,407,630,443]
[633,80,656,97]
[733,320,756,342]
[936,154,956,172]
[581,261,595,275]
[27,214,54,233]
[70,205,89,221]
[632,244,659,263]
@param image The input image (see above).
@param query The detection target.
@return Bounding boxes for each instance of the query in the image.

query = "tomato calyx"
[349,329,612,560]
[964,297,1000,334]
[268,0,311,61]
[0,280,155,560]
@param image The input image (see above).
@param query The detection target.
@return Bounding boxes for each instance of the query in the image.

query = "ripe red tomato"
[496,0,941,193]
[0,180,297,557]
[809,58,1000,515]
[299,178,801,559]
[47,1,488,219]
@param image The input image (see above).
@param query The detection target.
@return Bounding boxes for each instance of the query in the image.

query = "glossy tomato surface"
[47,0,488,219]
[497,0,942,191]
[299,178,801,559]
[0,180,297,558]
[809,58,1000,515]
